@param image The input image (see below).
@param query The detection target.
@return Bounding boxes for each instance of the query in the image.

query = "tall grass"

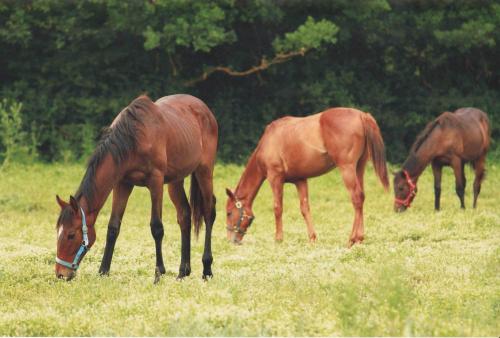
[0,162,498,336]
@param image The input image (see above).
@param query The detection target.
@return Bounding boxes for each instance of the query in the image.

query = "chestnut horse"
[393,108,490,212]
[55,94,218,281]
[225,108,389,247]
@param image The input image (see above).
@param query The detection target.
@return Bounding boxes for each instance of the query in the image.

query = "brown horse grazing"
[55,94,218,281]
[225,108,389,247]
[393,108,490,212]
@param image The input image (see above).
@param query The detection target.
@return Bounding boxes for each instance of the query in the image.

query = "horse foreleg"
[472,155,486,208]
[168,180,192,279]
[147,173,166,277]
[269,175,285,242]
[451,158,466,209]
[194,168,216,279]
[432,161,443,211]
[295,179,317,242]
[339,165,365,248]
[99,182,133,275]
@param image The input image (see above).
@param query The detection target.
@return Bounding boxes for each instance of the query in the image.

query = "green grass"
[0,162,499,336]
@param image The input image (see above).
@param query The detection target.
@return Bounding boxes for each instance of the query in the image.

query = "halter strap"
[227,199,254,235]
[56,207,89,270]
[394,170,417,207]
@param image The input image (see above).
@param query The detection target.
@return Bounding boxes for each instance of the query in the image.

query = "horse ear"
[225,188,235,200]
[69,195,79,213]
[56,195,68,209]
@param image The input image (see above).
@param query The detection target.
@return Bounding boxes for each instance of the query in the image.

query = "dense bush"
[0,0,498,163]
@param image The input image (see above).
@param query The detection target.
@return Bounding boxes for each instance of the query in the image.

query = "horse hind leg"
[339,164,365,248]
[194,166,216,279]
[472,155,486,208]
[353,154,368,243]
[168,180,192,279]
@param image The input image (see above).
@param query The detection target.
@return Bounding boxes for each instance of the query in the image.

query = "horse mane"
[410,111,463,154]
[74,95,153,203]
[410,120,439,154]
[404,112,461,173]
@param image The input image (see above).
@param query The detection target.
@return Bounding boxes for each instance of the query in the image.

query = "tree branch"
[184,48,307,87]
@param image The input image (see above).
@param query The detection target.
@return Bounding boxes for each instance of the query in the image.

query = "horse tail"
[190,173,203,238]
[362,113,389,191]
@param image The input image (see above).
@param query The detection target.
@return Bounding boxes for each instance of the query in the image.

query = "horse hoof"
[154,267,162,284]
[98,269,110,276]
[177,267,191,280]
[202,272,213,281]
[309,233,317,243]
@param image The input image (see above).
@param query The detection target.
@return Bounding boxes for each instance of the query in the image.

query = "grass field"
[0,161,498,336]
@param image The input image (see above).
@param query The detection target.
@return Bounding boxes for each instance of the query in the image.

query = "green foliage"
[0,0,498,163]
[144,1,237,53]
[0,99,37,166]
[0,162,499,335]
[273,17,338,53]
[435,21,496,51]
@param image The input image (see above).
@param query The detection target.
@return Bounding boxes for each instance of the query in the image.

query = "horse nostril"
[57,273,64,279]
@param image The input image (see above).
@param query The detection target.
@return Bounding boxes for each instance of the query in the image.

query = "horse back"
[131,95,216,179]
[255,108,367,179]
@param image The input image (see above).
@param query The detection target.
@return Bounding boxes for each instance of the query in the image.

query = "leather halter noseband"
[395,170,417,208]
[56,207,89,270]
[227,199,255,235]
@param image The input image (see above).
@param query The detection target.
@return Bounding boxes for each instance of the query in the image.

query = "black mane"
[403,112,461,173]
[410,119,439,154]
[74,96,153,204]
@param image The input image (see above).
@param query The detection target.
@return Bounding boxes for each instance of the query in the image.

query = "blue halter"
[56,207,89,270]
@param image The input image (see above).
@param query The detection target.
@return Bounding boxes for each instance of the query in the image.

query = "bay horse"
[225,108,389,247]
[55,94,218,282]
[393,108,490,212]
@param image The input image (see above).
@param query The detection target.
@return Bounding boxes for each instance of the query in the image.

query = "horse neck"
[235,151,265,208]
[77,154,122,222]
[403,132,440,180]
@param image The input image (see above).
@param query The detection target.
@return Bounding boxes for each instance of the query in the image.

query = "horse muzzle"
[227,230,243,245]
[55,265,76,281]
[394,204,408,213]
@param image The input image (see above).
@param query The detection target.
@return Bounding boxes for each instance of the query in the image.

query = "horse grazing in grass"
[55,94,218,282]
[393,108,490,212]
[225,108,389,247]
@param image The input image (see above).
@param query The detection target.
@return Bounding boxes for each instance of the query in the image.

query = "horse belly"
[162,151,200,182]
[284,148,334,180]
[123,170,148,186]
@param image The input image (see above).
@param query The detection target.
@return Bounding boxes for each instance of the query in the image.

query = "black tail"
[190,173,203,238]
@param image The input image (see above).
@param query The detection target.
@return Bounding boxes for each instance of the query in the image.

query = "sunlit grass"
[0,161,498,336]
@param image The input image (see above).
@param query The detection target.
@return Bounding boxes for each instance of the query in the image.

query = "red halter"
[395,170,417,207]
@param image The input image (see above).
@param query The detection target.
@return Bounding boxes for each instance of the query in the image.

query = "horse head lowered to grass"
[393,108,490,212]
[225,107,389,247]
[55,94,218,281]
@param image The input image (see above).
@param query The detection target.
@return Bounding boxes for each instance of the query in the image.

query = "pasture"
[0,162,498,336]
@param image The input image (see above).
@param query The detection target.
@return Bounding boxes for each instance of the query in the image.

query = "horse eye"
[67,233,75,240]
